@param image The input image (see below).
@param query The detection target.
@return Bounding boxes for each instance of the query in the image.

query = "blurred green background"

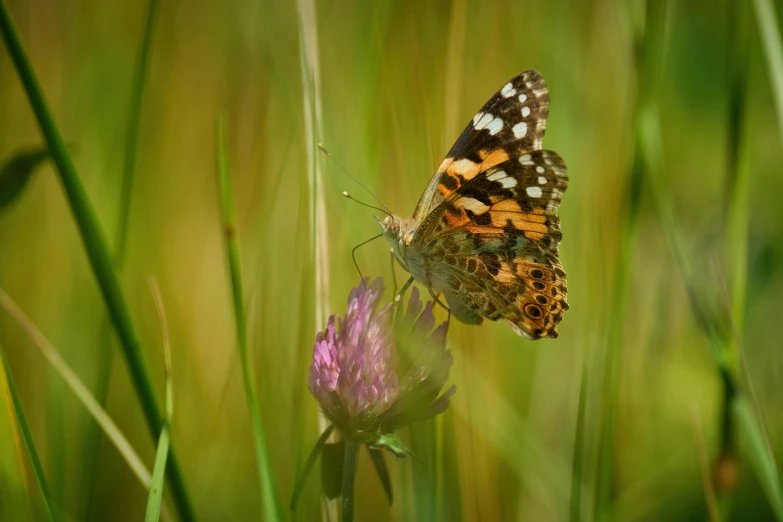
[1,0,782,520]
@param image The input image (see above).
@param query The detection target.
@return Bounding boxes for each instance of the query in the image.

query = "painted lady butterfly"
[380,70,569,339]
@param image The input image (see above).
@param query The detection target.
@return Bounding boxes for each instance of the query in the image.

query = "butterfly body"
[380,70,569,339]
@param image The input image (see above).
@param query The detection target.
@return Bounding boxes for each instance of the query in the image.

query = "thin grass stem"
[752,0,783,148]
[145,277,173,522]
[215,114,281,521]
[0,336,59,522]
[0,288,153,489]
[83,0,160,515]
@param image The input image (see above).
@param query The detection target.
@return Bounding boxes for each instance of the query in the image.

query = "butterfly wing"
[412,70,549,225]
[411,150,569,339]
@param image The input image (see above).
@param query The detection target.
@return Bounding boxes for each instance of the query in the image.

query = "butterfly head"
[377,215,415,269]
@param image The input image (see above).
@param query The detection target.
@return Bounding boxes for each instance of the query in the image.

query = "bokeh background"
[1,0,782,520]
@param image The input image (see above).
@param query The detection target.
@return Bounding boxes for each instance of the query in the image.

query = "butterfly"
[380,70,569,339]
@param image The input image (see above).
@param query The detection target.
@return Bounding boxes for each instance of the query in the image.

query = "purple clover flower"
[308,278,454,444]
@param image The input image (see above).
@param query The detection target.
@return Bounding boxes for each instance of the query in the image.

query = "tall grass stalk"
[594,0,664,516]
[0,288,153,489]
[570,358,589,522]
[434,6,467,519]
[638,0,783,517]
[296,0,329,329]
[0,2,195,519]
[84,0,160,515]
[0,336,58,522]
[719,0,750,514]
[215,114,281,521]
[639,89,783,522]
[295,0,333,518]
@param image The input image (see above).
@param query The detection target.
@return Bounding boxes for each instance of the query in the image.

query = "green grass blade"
[0,336,58,522]
[594,2,668,518]
[145,418,171,522]
[215,114,281,521]
[145,278,173,522]
[368,447,393,505]
[83,0,159,514]
[0,288,153,490]
[0,3,195,520]
[117,0,158,258]
[570,358,589,522]
[638,82,783,522]
[752,0,783,147]
[734,397,783,520]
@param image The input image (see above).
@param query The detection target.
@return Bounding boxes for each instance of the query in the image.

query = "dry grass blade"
[0,288,152,489]
[296,0,334,519]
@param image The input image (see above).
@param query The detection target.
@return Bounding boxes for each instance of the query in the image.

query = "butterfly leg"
[427,287,452,315]
[351,233,384,288]
[390,250,398,295]
[392,276,415,321]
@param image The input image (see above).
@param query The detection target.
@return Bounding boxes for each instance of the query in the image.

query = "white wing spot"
[499,177,517,188]
[521,106,531,118]
[519,154,534,165]
[526,186,543,198]
[486,170,507,181]
[451,158,479,175]
[512,122,528,138]
[459,197,490,214]
[535,166,545,174]
[475,113,494,130]
[537,176,547,185]
[473,112,484,125]
[487,117,504,135]
[518,93,528,103]
[501,82,517,98]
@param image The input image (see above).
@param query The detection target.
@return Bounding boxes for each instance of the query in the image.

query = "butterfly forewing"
[412,70,550,223]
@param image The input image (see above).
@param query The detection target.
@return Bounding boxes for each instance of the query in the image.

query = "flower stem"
[341,439,360,522]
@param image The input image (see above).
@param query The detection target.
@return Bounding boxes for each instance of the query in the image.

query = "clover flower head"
[309,278,454,443]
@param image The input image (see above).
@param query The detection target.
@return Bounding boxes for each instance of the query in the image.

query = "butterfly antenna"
[318,143,393,216]
[352,234,384,288]
[342,191,390,215]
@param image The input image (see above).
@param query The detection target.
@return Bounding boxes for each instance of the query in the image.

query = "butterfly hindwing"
[411,70,550,224]
[412,150,569,339]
